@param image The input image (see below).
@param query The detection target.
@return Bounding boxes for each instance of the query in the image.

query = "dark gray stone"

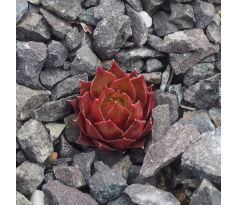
[169,43,219,75]
[209,107,221,128]
[89,161,127,204]
[125,184,180,205]
[65,27,82,51]
[181,128,221,183]
[16,84,50,120]
[40,8,72,39]
[17,150,27,166]
[17,41,47,89]
[64,114,80,143]
[45,123,65,142]
[46,41,68,68]
[178,110,215,133]
[16,191,33,205]
[155,29,210,53]
[192,0,215,29]
[97,151,124,167]
[145,58,163,72]
[51,74,88,100]
[215,51,221,71]
[170,3,196,29]
[71,45,101,76]
[154,91,179,124]
[94,0,125,20]
[59,135,79,158]
[201,54,216,63]
[142,72,162,85]
[189,179,221,205]
[53,165,86,188]
[78,7,98,26]
[40,68,71,89]
[206,22,221,44]
[16,0,28,23]
[16,161,44,197]
[153,11,178,36]
[122,59,144,73]
[73,151,96,183]
[125,0,143,12]
[93,15,132,59]
[41,0,83,21]
[152,104,171,142]
[17,12,51,42]
[171,0,193,2]
[146,34,163,50]
[28,2,41,13]
[43,180,98,205]
[108,195,135,205]
[141,0,166,14]
[140,123,200,178]
[184,74,221,109]
[160,65,171,91]
[33,95,75,122]
[183,63,216,86]
[126,5,148,46]
[169,84,183,104]
[83,0,100,8]
[112,155,132,179]
[115,47,164,63]
[17,119,54,163]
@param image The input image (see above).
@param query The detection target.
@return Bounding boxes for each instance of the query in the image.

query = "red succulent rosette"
[68,60,155,151]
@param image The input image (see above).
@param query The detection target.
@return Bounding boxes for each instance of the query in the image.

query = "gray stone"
[30,190,44,205]
[45,123,65,142]
[122,59,144,73]
[94,0,125,20]
[169,43,219,75]
[152,11,178,36]
[28,0,41,5]
[200,54,216,63]
[125,0,143,11]
[64,114,80,143]
[41,0,83,21]
[17,150,27,166]
[115,47,164,63]
[71,45,101,76]
[126,5,148,46]
[125,184,180,205]
[140,123,200,178]
[97,151,124,167]
[53,165,86,188]
[171,0,193,2]
[17,119,53,163]
[146,34,163,50]
[192,0,215,29]
[81,31,93,50]
[189,179,221,205]
[184,74,221,109]
[65,27,82,51]
[108,195,135,205]
[28,2,41,13]
[152,104,171,142]
[83,0,100,8]
[89,161,127,204]
[16,161,44,197]
[170,3,196,29]
[206,22,221,44]
[16,0,28,23]
[40,8,72,39]
[178,110,215,133]
[155,29,210,53]
[59,135,79,158]
[160,65,171,91]
[139,11,152,27]
[16,191,33,205]
[40,68,71,89]
[16,84,50,120]
[17,41,47,89]
[51,74,88,100]
[215,51,221,71]
[33,95,74,122]
[169,84,183,104]
[141,0,166,14]
[46,41,68,68]
[112,155,132,179]
[145,58,163,72]
[17,12,51,42]
[209,107,221,128]
[43,180,98,205]
[154,91,179,124]
[142,72,162,85]
[93,15,132,59]
[73,151,96,183]
[78,7,98,26]
[181,128,221,183]
[183,63,216,86]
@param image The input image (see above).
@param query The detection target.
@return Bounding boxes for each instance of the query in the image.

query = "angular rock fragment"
[45,123,65,142]
[65,27,82,51]
[59,135,79,158]
[112,155,132,179]
[208,107,221,127]
[206,22,221,44]
[30,190,44,205]
[142,72,162,85]
[78,7,98,26]
[64,114,80,143]
[160,65,171,91]
[16,0,28,23]
[16,191,33,205]
[145,58,163,72]
[141,0,166,14]
[16,84,50,120]
[169,84,183,104]
[17,119,54,163]
[125,0,143,12]
[140,123,200,178]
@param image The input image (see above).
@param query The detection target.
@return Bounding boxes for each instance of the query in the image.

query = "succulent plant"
[68,60,155,151]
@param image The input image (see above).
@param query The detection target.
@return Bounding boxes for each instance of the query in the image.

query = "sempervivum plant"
[68,60,155,151]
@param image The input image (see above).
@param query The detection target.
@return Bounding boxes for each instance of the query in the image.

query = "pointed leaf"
[76,131,95,146]
[131,75,147,107]
[129,70,137,78]
[80,80,91,95]
[121,92,133,110]
[78,92,92,118]
[107,138,135,150]
[125,101,143,128]
[90,66,116,98]
[93,140,115,151]
[91,98,104,122]
[108,60,127,79]
[123,119,145,140]
[144,92,155,119]
[110,77,136,101]
[101,101,115,119]
[142,117,153,136]
[84,118,104,141]
[74,113,85,132]
[129,137,145,149]
[95,119,123,140]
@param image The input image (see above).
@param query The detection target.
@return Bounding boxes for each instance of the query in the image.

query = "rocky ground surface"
[16,0,221,204]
